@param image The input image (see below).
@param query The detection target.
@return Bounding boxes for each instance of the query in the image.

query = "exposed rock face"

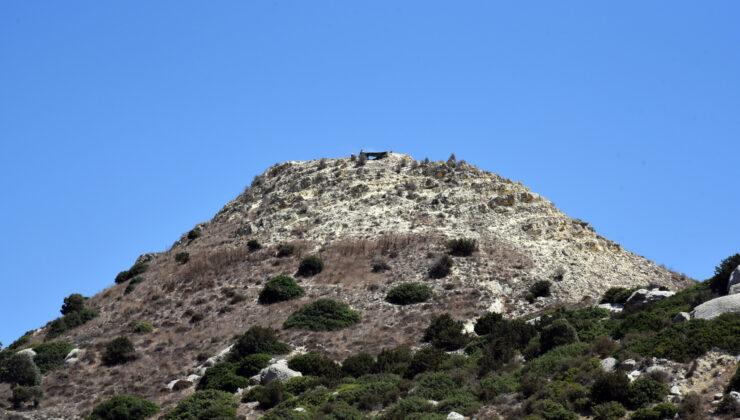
[16,349,36,358]
[728,265,740,295]
[256,359,301,385]
[625,289,675,307]
[691,294,740,320]
[672,312,691,323]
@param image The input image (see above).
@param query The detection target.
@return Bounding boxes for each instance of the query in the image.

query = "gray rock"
[670,386,682,395]
[672,312,691,323]
[620,359,637,371]
[730,391,740,403]
[294,407,306,412]
[626,289,675,306]
[598,303,624,313]
[447,412,465,420]
[728,265,740,295]
[691,294,740,320]
[258,359,301,385]
[600,357,617,373]
[16,349,36,358]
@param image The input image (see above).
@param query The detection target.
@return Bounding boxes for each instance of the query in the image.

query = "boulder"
[728,265,740,295]
[447,412,465,420]
[16,349,36,358]
[258,359,301,385]
[672,312,691,323]
[600,357,617,373]
[670,386,682,396]
[691,294,740,320]
[730,391,740,403]
[625,289,675,306]
[598,303,624,313]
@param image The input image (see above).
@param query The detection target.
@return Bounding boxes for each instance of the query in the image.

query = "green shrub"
[288,353,342,381]
[115,262,148,284]
[61,293,86,315]
[242,385,265,402]
[531,399,578,420]
[187,228,202,240]
[381,396,435,420]
[677,392,705,420]
[283,299,361,331]
[31,341,74,373]
[422,313,468,351]
[626,376,668,409]
[124,276,145,294]
[321,401,364,420]
[259,379,287,409]
[446,238,478,256]
[530,280,552,299]
[284,375,323,395]
[163,389,238,419]
[297,255,324,276]
[372,261,391,273]
[709,253,740,294]
[332,373,401,410]
[247,239,261,251]
[592,401,626,420]
[415,372,457,400]
[726,363,740,393]
[8,336,30,350]
[528,343,589,377]
[601,287,636,304]
[101,336,138,366]
[262,407,311,420]
[277,243,295,257]
[406,346,448,379]
[197,362,249,393]
[342,352,377,378]
[386,283,432,305]
[474,312,537,350]
[539,319,579,353]
[591,372,630,404]
[376,345,412,375]
[10,385,43,409]
[436,389,481,416]
[87,394,160,420]
[259,275,305,304]
[0,353,41,386]
[478,375,518,402]
[175,252,190,264]
[629,404,676,420]
[477,338,515,374]
[428,256,453,279]
[229,325,290,361]
[235,353,271,378]
[133,322,154,333]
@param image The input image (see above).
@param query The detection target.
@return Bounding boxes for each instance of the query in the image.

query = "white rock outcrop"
[256,359,301,385]
[625,289,675,306]
[728,265,740,295]
[600,357,617,373]
[447,412,465,420]
[691,294,740,320]
[17,348,37,358]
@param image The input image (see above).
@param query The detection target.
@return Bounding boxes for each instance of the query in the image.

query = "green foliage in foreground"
[31,341,74,374]
[87,395,160,420]
[283,299,361,331]
[164,389,238,419]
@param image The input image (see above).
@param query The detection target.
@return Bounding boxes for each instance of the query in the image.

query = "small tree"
[422,313,468,351]
[61,293,86,315]
[102,336,138,366]
[529,280,552,299]
[229,326,289,361]
[710,253,740,294]
[1,353,41,386]
[297,256,324,276]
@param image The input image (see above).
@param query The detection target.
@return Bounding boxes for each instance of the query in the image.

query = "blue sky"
[1,1,739,347]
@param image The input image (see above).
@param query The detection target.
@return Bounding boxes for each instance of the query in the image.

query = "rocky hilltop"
[1,153,698,418]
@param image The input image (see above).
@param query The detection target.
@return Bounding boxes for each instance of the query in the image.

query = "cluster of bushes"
[283,299,361,331]
[46,293,99,339]
[259,275,305,304]
[115,261,148,284]
[88,395,160,420]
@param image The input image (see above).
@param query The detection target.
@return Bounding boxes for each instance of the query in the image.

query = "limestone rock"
[258,359,302,385]
[625,289,675,306]
[447,412,465,420]
[600,357,617,373]
[598,303,624,313]
[691,294,740,320]
[730,391,740,403]
[670,386,682,395]
[672,312,691,323]
[16,349,36,358]
[728,265,740,295]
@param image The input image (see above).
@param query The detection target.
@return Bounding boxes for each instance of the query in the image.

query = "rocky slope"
[0,153,694,418]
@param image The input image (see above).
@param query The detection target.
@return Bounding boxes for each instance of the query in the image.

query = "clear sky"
[1,1,738,347]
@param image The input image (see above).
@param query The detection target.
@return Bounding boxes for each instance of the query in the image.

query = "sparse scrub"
[446,238,477,257]
[283,299,361,331]
[385,283,431,305]
[102,336,138,366]
[276,243,295,257]
[87,395,160,420]
[428,255,453,279]
[124,276,145,295]
[133,322,154,333]
[175,252,190,264]
[297,255,324,276]
[258,275,305,304]
[248,239,261,251]
[372,261,391,273]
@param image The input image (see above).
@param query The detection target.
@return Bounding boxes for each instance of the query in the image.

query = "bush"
[386,283,432,305]
[342,353,377,378]
[322,401,364,420]
[709,253,740,294]
[478,375,517,402]
[259,275,305,304]
[229,325,290,360]
[284,375,323,395]
[601,287,636,304]
[10,385,43,409]
[381,396,436,420]
[446,238,478,257]
[163,389,238,419]
[87,394,160,420]
[422,313,468,351]
[133,322,154,333]
[629,403,676,420]
[0,353,41,386]
[115,262,148,284]
[283,299,361,331]
[248,239,261,251]
[626,376,668,409]
[539,319,579,353]
[187,228,202,240]
[235,353,271,378]
[415,372,457,400]
[436,389,481,416]
[406,346,448,379]
[197,362,250,393]
[531,399,578,420]
[277,243,294,257]
[428,256,453,279]
[288,353,342,381]
[592,401,626,420]
[101,336,137,366]
[124,276,145,295]
[372,261,391,273]
[376,345,413,375]
[175,252,190,264]
[474,313,537,351]
[242,385,265,402]
[259,380,287,409]
[725,362,740,393]
[529,280,552,299]
[677,392,706,420]
[45,307,99,339]
[297,255,324,276]
[478,338,515,374]
[61,293,86,315]
[32,341,74,373]
[591,372,630,404]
